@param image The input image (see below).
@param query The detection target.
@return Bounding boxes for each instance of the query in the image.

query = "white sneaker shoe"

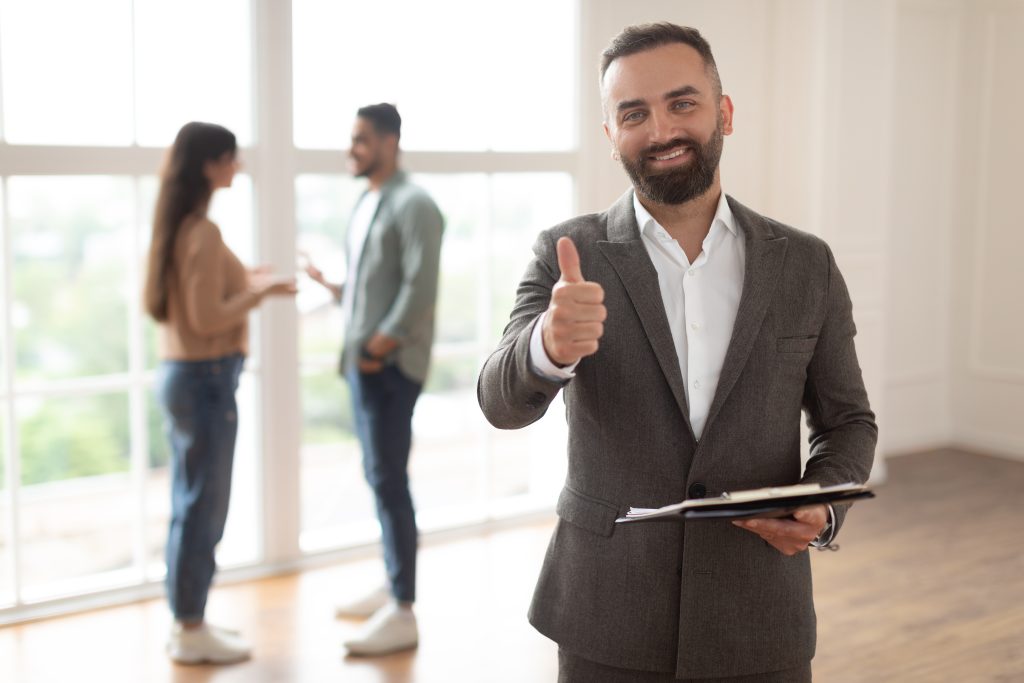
[167,622,252,665]
[342,603,418,656]
[334,585,391,618]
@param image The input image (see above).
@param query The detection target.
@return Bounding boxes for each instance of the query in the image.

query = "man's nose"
[648,109,679,145]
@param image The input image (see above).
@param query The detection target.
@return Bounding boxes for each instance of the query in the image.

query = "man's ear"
[720,94,735,136]
[603,122,619,160]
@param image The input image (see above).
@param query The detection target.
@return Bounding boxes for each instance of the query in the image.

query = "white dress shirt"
[530,190,744,441]
[341,189,381,325]
[528,191,838,543]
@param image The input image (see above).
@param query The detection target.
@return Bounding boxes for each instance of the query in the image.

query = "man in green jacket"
[306,103,444,657]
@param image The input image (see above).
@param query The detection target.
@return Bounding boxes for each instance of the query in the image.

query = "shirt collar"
[632,190,737,240]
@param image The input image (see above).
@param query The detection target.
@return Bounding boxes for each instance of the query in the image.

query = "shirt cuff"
[809,504,837,548]
[529,311,579,381]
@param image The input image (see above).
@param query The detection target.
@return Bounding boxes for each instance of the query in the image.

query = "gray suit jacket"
[341,171,444,383]
[477,191,876,679]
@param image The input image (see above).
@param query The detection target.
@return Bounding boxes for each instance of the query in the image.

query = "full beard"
[620,119,724,206]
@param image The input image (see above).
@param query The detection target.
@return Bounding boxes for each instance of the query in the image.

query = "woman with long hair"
[144,121,295,664]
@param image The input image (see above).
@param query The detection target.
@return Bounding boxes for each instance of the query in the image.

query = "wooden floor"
[1,449,1022,682]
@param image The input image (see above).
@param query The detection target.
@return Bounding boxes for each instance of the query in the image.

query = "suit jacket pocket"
[776,335,818,354]
[556,486,619,538]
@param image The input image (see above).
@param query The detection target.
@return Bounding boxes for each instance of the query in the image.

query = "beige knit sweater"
[159,215,258,361]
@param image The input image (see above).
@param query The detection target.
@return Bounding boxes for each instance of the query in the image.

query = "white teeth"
[654,148,686,161]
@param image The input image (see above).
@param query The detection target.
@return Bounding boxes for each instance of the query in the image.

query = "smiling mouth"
[651,147,689,161]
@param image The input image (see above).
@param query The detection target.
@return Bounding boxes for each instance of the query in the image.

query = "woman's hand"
[249,271,298,300]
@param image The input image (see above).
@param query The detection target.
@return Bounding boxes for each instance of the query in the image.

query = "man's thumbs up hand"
[542,237,607,366]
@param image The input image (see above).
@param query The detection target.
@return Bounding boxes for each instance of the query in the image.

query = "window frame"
[0,0,586,624]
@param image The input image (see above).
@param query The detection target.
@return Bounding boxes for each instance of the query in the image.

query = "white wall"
[575,0,1024,466]
[949,0,1024,460]
[884,0,962,454]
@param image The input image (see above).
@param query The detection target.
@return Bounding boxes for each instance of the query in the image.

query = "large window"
[0,0,258,612]
[0,0,579,620]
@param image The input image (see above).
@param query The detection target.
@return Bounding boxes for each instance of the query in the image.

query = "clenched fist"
[542,237,607,366]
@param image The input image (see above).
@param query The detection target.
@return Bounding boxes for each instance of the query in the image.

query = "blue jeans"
[157,353,244,622]
[347,364,422,603]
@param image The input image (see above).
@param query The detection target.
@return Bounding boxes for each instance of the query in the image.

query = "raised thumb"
[556,237,584,283]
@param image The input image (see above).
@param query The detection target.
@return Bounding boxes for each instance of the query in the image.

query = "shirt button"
[693,379,702,389]
[690,322,700,331]
[687,270,697,277]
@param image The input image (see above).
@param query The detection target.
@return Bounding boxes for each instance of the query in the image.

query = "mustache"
[643,138,698,157]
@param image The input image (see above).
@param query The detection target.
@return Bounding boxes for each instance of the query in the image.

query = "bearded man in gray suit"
[478,23,876,682]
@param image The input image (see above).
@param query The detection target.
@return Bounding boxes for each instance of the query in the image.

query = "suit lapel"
[597,192,694,439]
[700,198,788,439]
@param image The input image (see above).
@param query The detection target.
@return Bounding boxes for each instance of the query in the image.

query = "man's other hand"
[732,505,828,556]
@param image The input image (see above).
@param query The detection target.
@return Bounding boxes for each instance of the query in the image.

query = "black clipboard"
[615,483,874,524]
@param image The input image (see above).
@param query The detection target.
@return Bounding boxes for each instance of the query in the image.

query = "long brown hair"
[144,122,237,322]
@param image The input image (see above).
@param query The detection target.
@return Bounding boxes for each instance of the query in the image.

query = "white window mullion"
[127,176,148,582]
[479,176,495,517]
[252,0,301,565]
[1,176,23,607]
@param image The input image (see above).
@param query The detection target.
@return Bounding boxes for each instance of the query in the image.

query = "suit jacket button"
[688,483,707,499]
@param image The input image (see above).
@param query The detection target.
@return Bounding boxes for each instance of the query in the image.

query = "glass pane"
[133,0,252,146]
[0,180,6,393]
[293,0,575,151]
[295,174,375,550]
[144,370,259,578]
[208,174,255,264]
[414,352,487,528]
[17,392,133,600]
[489,173,574,341]
[298,369,373,551]
[414,174,489,345]
[8,176,132,381]
[295,174,363,357]
[0,0,133,145]
[486,174,573,504]
[0,405,11,606]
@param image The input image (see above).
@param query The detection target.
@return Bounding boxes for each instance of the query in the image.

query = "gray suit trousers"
[558,650,812,683]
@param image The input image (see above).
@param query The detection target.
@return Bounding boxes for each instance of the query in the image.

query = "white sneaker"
[334,585,391,618]
[342,603,418,656]
[167,622,252,665]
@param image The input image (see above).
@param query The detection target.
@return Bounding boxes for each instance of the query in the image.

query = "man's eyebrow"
[616,98,646,113]
[616,85,702,114]
[664,85,700,100]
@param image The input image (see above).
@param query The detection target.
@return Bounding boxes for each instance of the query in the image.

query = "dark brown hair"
[600,22,722,97]
[144,121,236,322]
[357,102,402,139]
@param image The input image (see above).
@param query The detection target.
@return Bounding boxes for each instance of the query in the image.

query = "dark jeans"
[347,364,422,603]
[157,353,244,622]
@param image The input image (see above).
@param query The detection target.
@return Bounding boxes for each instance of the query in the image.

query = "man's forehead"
[351,118,374,137]
[602,43,709,103]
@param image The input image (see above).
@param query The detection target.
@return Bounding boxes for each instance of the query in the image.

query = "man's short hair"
[600,22,722,98]
[357,103,402,139]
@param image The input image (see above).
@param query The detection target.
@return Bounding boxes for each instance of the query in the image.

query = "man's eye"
[623,111,645,123]
[672,101,694,111]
